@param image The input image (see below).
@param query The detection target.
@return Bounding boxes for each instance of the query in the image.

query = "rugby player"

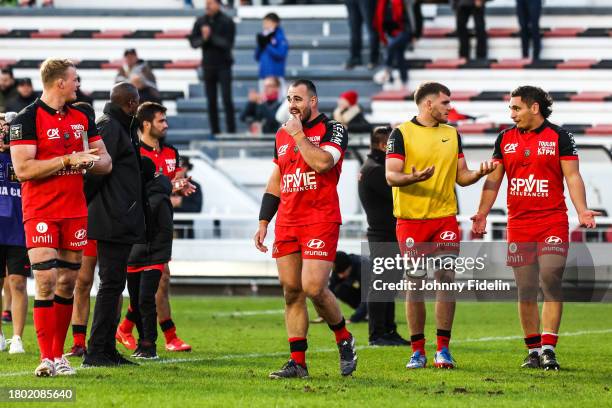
[10,58,112,376]
[116,101,194,352]
[386,82,497,369]
[254,79,357,378]
[471,85,600,370]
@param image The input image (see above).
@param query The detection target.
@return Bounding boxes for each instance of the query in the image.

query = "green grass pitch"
[0,297,611,407]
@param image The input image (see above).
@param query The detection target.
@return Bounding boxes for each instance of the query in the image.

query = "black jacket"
[128,174,173,267]
[6,93,37,113]
[189,11,235,68]
[358,149,396,239]
[329,254,363,310]
[85,102,146,244]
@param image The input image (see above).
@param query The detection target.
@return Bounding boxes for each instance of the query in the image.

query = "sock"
[436,329,451,352]
[541,332,558,352]
[524,333,542,355]
[52,295,73,359]
[119,317,135,333]
[328,318,351,343]
[33,300,56,360]
[289,337,308,367]
[160,319,176,343]
[72,324,87,347]
[411,333,426,354]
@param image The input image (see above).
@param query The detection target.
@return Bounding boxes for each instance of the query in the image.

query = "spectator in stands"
[6,78,36,113]
[255,13,289,93]
[116,49,157,90]
[75,75,94,105]
[345,0,380,70]
[173,157,203,239]
[19,0,53,6]
[453,0,488,60]
[0,68,18,113]
[130,74,162,105]
[329,252,367,323]
[332,90,371,134]
[373,0,415,88]
[516,0,542,60]
[240,76,282,135]
[189,0,237,135]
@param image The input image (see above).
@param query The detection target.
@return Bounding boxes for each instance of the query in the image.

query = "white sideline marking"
[2,328,611,378]
[212,309,285,317]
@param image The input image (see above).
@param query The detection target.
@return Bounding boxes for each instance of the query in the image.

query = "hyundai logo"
[545,236,563,244]
[306,239,325,249]
[74,229,87,240]
[440,231,456,241]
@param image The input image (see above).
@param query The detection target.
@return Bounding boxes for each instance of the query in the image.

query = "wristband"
[259,192,280,222]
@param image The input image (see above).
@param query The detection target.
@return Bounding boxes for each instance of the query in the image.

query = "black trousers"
[366,233,400,341]
[87,241,132,356]
[516,0,542,59]
[345,0,379,64]
[127,269,162,346]
[204,66,236,135]
[456,5,488,59]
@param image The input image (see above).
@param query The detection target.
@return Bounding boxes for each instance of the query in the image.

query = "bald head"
[111,82,140,115]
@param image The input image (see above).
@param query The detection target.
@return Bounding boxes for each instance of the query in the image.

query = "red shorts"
[506,222,569,267]
[396,216,460,257]
[83,239,97,258]
[127,264,165,274]
[24,217,88,251]
[273,222,339,262]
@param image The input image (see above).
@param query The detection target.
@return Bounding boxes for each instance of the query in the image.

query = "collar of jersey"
[304,113,326,129]
[141,140,164,152]
[36,98,66,116]
[411,116,439,128]
[518,119,549,135]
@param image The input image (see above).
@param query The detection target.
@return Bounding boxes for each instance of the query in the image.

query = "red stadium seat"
[371,90,411,101]
[557,59,598,70]
[544,27,585,37]
[164,60,200,69]
[155,30,190,39]
[585,124,612,135]
[31,30,70,38]
[93,30,132,39]
[487,27,517,38]
[422,27,453,38]
[456,122,494,134]
[0,59,17,68]
[570,228,584,242]
[605,227,612,243]
[450,91,479,101]
[570,91,610,101]
[425,58,467,69]
[490,58,531,69]
[100,59,123,69]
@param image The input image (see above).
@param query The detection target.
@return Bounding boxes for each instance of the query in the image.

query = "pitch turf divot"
[1,328,611,378]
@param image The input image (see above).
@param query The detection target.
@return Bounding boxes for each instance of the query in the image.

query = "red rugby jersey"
[9,99,101,221]
[140,141,180,180]
[273,114,348,226]
[492,120,578,227]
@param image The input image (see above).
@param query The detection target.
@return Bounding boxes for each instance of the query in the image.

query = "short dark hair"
[263,12,280,24]
[333,251,351,275]
[1,68,13,78]
[16,78,32,87]
[136,102,167,130]
[414,81,451,105]
[511,85,553,119]
[371,125,391,149]
[290,79,317,97]
[124,48,137,57]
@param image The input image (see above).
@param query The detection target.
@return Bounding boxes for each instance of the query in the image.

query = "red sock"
[72,324,87,347]
[524,333,542,352]
[541,332,558,351]
[436,329,451,351]
[33,300,56,360]
[52,295,73,359]
[328,318,351,343]
[289,337,307,367]
[119,318,135,333]
[411,334,426,354]
[160,319,176,343]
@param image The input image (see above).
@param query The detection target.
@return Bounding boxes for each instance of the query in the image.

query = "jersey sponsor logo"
[281,167,317,193]
[46,128,60,140]
[538,141,556,156]
[567,132,578,155]
[165,158,176,173]
[509,174,549,197]
[329,122,345,147]
[545,235,563,244]
[504,143,519,154]
[306,238,325,249]
[405,237,415,248]
[0,185,22,198]
[32,234,53,245]
[277,143,289,157]
[440,231,457,241]
[36,222,48,233]
[71,124,85,140]
[308,135,321,146]
[74,229,87,240]
[9,124,22,141]
[386,138,395,154]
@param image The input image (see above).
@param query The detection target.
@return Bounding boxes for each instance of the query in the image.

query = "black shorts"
[0,245,31,277]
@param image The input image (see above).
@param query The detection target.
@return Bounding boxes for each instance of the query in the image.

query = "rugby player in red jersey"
[254,79,357,378]
[116,101,194,352]
[471,86,600,370]
[10,58,112,376]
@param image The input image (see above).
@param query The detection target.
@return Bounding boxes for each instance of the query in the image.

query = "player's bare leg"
[29,247,59,376]
[67,255,96,356]
[433,268,456,368]
[0,277,4,352]
[513,263,542,368]
[405,275,427,368]
[156,264,190,351]
[2,278,11,323]
[302,258,357,376]
[538,254,566,370]
[9,274,27,341]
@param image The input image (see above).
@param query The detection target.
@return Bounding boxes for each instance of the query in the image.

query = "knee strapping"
[57,259,81,270]
[31,259,59,271]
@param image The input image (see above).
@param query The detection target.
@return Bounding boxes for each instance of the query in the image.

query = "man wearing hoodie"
[255,13,289,93]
